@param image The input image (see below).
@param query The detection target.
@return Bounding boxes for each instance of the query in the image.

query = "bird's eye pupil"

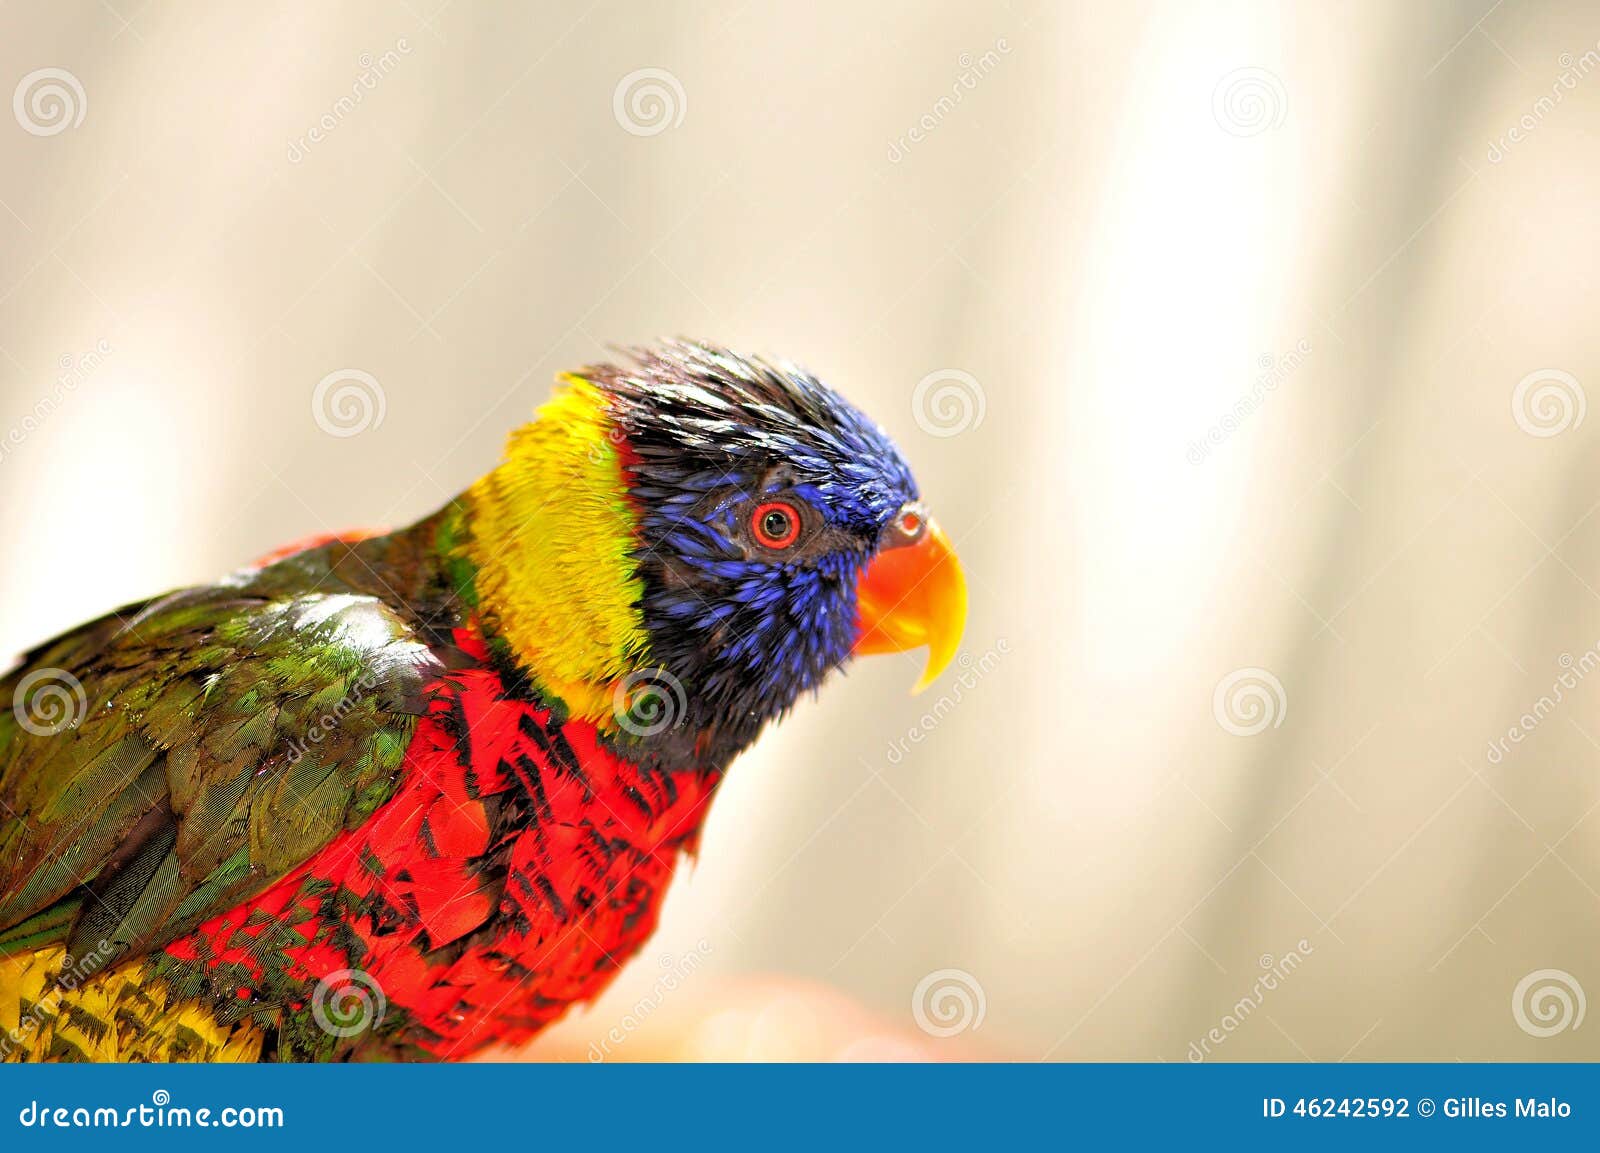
[751,500,802,549]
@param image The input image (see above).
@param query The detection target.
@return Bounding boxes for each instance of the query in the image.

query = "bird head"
[454,340,966,762]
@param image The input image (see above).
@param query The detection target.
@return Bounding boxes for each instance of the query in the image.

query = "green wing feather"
[0,576,439,967]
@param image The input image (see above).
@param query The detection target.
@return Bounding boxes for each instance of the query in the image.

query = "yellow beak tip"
[852,515,968,695]
[910,638,961,695]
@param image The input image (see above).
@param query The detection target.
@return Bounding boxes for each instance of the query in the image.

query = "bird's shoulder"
[0,555,443,965]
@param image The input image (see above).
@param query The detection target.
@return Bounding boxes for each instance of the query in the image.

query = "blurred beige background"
[3,0,1600,1060]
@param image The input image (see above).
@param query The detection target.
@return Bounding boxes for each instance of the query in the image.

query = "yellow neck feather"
[462,377,650,724]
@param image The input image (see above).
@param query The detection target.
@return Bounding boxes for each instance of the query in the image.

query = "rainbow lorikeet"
[0,341,966,1061]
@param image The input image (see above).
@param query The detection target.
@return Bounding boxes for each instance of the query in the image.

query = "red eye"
[751,501,802,549]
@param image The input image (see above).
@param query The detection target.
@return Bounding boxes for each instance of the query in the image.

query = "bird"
[0,340,966,1061]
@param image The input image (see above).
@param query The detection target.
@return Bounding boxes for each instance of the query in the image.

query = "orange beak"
[853,515,968,693]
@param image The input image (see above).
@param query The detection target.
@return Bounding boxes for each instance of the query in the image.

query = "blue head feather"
[583,340,919,761]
